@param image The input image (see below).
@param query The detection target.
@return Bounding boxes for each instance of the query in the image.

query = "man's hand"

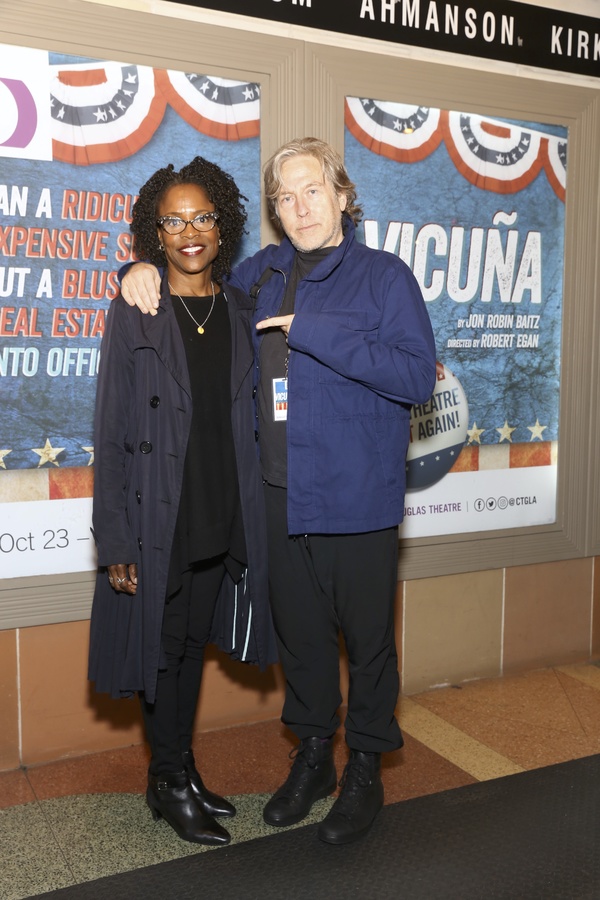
[256,314,295,335]
[121,263,161,315]
[107,563,138,595]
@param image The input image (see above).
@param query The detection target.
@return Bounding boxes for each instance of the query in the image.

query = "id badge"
[273,376,288,421]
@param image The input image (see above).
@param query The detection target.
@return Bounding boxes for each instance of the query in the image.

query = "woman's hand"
[121,263,161,315]
[107,563,138,595]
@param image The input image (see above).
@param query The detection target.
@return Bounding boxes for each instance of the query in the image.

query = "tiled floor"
[2,662,600,899]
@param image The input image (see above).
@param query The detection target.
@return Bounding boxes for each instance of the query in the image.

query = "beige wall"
[1,563,597,771]
[0,620,286,770]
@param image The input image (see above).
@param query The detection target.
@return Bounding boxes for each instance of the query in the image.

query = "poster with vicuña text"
[0,44,261,577]
[345,99,565,537]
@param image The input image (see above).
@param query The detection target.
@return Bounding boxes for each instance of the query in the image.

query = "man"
[121,137,436,844]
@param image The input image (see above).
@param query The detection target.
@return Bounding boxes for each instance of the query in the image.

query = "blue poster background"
[1,53,261,470]
[345,115,566,449]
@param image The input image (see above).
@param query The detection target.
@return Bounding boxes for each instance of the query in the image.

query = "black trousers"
[140,558,225,775]
[264,483,403,754]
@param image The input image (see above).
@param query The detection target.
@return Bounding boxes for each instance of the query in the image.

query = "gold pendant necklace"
[169,280,215,334]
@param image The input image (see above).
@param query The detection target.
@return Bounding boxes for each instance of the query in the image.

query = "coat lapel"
[138,279,192,398]
[224,284,254,402]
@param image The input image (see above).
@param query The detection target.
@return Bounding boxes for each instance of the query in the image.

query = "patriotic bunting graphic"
[51,62,166,165]
[155,70,260,141]
[50,62,260,165]
[345,99,566,200]
[344,98,443,162]
[542,134,567,202]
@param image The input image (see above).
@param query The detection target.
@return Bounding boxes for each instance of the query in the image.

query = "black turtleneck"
[258,246,335,487]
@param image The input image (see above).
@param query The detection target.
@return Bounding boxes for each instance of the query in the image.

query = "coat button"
[140,441,152,454]
[252,387,257,398]
[254,430,259,442]
[150,396,160,408]
[136,490,141,504]
[138,538,143,550]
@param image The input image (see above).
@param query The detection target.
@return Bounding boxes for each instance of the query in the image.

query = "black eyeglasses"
[157,212,219,234]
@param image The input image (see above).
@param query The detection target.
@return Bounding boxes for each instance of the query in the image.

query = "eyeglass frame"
[156,212,220,234]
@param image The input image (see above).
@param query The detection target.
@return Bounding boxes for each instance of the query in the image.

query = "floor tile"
[0,769,36,810]
[410,668,600,769]
[26,745,149,800]
[553,668,600,741]
[556,661,600,693]
[399,697,524,780]
[380,733,478,803]
[0,802,74,900]
[3,662,600,897]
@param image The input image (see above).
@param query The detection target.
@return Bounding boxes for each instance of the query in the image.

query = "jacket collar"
[138,274,191,396]
[273,214,356,281]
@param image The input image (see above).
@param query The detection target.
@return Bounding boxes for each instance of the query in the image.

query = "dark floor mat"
[37,754,600,900]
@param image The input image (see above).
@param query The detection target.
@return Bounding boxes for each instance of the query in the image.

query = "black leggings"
[140,557,226,774]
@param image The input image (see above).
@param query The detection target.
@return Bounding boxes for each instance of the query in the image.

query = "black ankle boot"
[182,749,236,818]
[147,771,231,845]
[317,750,383,844]
[263,737,337,827]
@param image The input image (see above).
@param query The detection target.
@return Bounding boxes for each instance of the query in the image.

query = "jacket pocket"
[317,309,379,384]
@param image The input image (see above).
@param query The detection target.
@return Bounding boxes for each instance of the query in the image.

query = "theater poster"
[0,43,261,578]
[345,98,566,538]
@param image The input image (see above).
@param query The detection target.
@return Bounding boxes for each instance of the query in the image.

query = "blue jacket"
[229,218,437,535]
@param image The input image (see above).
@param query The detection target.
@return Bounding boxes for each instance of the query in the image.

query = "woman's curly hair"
[130,156,248,283]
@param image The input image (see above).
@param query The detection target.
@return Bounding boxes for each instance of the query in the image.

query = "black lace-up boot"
[263,736,337,827]
[182,749,236,818]
[147,771,231,845]
[317,750,383,844]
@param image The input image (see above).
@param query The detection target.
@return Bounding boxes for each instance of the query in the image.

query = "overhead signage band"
[166,0,600,79]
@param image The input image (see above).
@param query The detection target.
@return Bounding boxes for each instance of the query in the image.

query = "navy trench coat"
[88,276,276,703]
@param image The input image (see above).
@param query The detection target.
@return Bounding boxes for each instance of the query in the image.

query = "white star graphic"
[32,438,64,467]
[467,422,485,444]
[0,449,12,469]
[527,419,548,442]
[496,421,517,443]
[82,446,94,466]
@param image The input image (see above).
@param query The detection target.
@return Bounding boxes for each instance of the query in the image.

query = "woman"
[89,158,275,845]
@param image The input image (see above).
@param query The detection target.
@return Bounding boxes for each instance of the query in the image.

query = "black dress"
[167,287,245,599]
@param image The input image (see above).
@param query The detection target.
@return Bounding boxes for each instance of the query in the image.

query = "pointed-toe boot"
[263,736,337,827]
[147,771,231,845]
[182,749,236,818]
[317,750,383,845]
